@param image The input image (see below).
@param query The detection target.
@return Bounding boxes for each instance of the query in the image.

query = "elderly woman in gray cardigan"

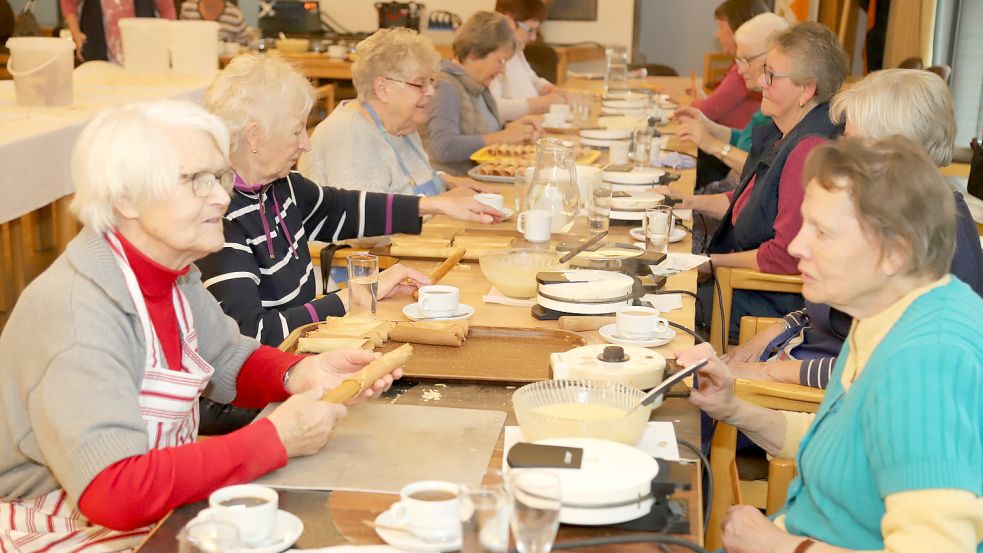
[425,11,541,175]
[300,27,493,196]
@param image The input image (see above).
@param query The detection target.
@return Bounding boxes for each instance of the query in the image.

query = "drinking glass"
[588,179,612,234]
[604,45,629,94]
[644,205,674,253]
[459,482,510,553]
[570,91,594,127]
[178,518,241,553]
[510,470,561,553]
[347,254,379,319]
[513,164,534,212]
[632,127,654,168]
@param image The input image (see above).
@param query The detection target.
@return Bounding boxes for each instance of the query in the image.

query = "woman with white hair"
[198,54,501,348]
[426,11,541,175]
[683,136,983,553]
[724,68,983,387]
[300,27,493,196]
[0,101,400,548]
[674,12,790,189]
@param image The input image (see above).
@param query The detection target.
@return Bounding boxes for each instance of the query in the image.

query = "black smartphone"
[507,443,583,469]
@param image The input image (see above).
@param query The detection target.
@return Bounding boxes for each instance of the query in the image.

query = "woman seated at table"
[723,68,983,388]
[674,12,789,197]
[198,53,501,348]
[660,22,848,337]
[489,0,569,121]
[425,11,541,175]
[180,0,249,44]
[689,0,769,129]
[0,101,401,546]
[300,28,492,196]
[682,136,983,553]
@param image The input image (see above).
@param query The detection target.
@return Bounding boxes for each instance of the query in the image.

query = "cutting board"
[254,404,506,493]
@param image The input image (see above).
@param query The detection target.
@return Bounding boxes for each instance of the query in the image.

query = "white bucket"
[5,37,75,107]
[119,18,171,74]
[169,20,219,77]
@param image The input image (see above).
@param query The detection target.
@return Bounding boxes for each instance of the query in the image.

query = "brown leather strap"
[793,538,817,553]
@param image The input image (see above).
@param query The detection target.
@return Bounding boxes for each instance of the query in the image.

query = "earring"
[799,102,805,108]
[251,148,258,153]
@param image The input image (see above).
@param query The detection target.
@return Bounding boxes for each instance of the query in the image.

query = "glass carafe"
[525,138,579,233]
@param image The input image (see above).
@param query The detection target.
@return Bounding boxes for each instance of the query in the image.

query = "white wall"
[10,0,58,27]
[635,0,718,77]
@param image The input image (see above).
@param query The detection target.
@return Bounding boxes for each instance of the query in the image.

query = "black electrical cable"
[678,439,712,535]
[656,289,700,302]
[549,534,710,553]
[708,258,726,353]
[669,321,704,344]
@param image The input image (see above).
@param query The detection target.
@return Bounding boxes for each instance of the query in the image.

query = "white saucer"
[579,137,629,148]
[190,510,302,553]
[374,508,461,553]
[580,128,632,140]
[602,168,665,185]
[402,303,476,321]
[629,226,687,243]
[599,323,676,347]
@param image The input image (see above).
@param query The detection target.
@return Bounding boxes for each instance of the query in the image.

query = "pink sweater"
[691,64,760,129]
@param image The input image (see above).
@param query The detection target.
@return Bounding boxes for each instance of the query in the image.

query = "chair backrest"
[925,64,952,84]
[703,52,734,91]
[897,56,923,69]
[524,42,559,84]
[968,137,983,201]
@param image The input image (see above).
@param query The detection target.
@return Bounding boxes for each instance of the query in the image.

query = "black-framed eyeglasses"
[735,51,766,67]
[385,76,437,92]
[762,64,794,86]
[182,170,234,197]
[516,20,538,36]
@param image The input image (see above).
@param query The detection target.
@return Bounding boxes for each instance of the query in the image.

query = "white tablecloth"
[0,63,211,224]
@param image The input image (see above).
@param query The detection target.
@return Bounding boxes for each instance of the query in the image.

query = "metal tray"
[280,323,589,384]
[468,162,516,184]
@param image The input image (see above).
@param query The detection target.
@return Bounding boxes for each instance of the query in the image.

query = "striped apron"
[0,233,215,552]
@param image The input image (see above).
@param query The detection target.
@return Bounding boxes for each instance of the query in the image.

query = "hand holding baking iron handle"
[639,358,708,407]
[411,247,466,301]
[320,344,413,403]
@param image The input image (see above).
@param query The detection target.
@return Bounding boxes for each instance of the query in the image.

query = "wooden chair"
[709,267,803,352]
[925,65,952,85]
[702,52,733,92]
[704,317,825,550]
[307,83,336,134]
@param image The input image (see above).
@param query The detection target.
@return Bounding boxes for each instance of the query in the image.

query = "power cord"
[657,289,700,302]
[708,258,726,353]
[678,439,713,535]
[669,321,703,344]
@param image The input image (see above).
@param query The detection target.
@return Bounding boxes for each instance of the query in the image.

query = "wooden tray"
[280,323,589,384]
[469,145,601,166]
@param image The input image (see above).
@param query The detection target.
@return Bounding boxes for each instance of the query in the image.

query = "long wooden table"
[138,77,707,552]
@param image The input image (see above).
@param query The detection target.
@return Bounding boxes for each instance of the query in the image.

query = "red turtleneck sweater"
[77,233,301,530]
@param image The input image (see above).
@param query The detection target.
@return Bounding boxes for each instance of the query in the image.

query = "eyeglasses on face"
[182,170,234,197]
[385,76,437,92]
[735,51,766,67]
[516,20,539,35]
[762,64,794,86]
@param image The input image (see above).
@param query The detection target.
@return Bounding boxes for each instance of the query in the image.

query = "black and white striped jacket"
[196,171,421,345]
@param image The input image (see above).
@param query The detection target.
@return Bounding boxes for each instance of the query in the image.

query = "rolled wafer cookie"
[320,344,413,403]
[389,321,469,346]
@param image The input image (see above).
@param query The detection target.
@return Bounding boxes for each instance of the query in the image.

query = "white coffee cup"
[616,305,671,340]
[417,285,460,316]
[390,480,460,540]
[517,210,552,242]
[544,112,565,128]
[549,103,571,119]
[474,193,504,211]
[327,44,347,59]
[609,141,630,165]
[199,484,278,545]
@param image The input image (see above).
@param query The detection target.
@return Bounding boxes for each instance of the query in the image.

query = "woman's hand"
[721,321,784,364]
[443,175,496,194]
[377,263,431,299]
[71,30,87,61]
[677,117,714,152]
[672,106,710,125]
[678,343,740,423]
[285,349,402,401]
[420,195,504,224]
[722,505,802,553]
[267,386,347,457]
[650,185,695,209]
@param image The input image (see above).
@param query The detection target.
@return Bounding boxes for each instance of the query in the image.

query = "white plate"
[374,508,461,553]
[600,107,647,117]
[602,168,665,185]
[402,303,476,321]
[579,137,629,148]
[629,226,687,243]
[597,115,646,130]
[599,324,676,348]
[601,98,649,109]
[190,510,302,553]
[579,128,632,140]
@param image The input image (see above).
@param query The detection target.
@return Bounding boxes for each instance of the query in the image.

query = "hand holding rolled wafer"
[320,344,413,403]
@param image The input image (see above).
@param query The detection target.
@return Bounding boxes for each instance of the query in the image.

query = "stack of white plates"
[578,128,632,148]
[603,168,665,186]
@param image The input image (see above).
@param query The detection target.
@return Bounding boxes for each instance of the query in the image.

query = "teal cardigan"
[779,277,983,550]
[728,108,771,152]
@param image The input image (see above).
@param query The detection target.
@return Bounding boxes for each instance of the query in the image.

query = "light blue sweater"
[780,277,983,550]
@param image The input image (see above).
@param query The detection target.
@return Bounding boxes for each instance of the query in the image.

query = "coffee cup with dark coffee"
[390,480,460,540]
[200,484,279,545]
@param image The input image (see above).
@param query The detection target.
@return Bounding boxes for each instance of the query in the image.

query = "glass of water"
[178,518,240,553]
[570,91,594,127]
[644,205,674,253]
[510,470,562,553]
[604,45,629,94]
[588,179,612,234]
[632,127,654,168]
[459,482,510,553]
[346,254,379,319]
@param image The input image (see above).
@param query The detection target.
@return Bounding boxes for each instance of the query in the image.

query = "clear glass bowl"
[478,249,568,299]
[512,379,652,445]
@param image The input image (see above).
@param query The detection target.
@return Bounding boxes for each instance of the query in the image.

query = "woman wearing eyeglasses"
[426,11,542,176]
[300,28,492,196]
[660,22,848,338]
[0,101,403,548]
[490,0,569,121]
